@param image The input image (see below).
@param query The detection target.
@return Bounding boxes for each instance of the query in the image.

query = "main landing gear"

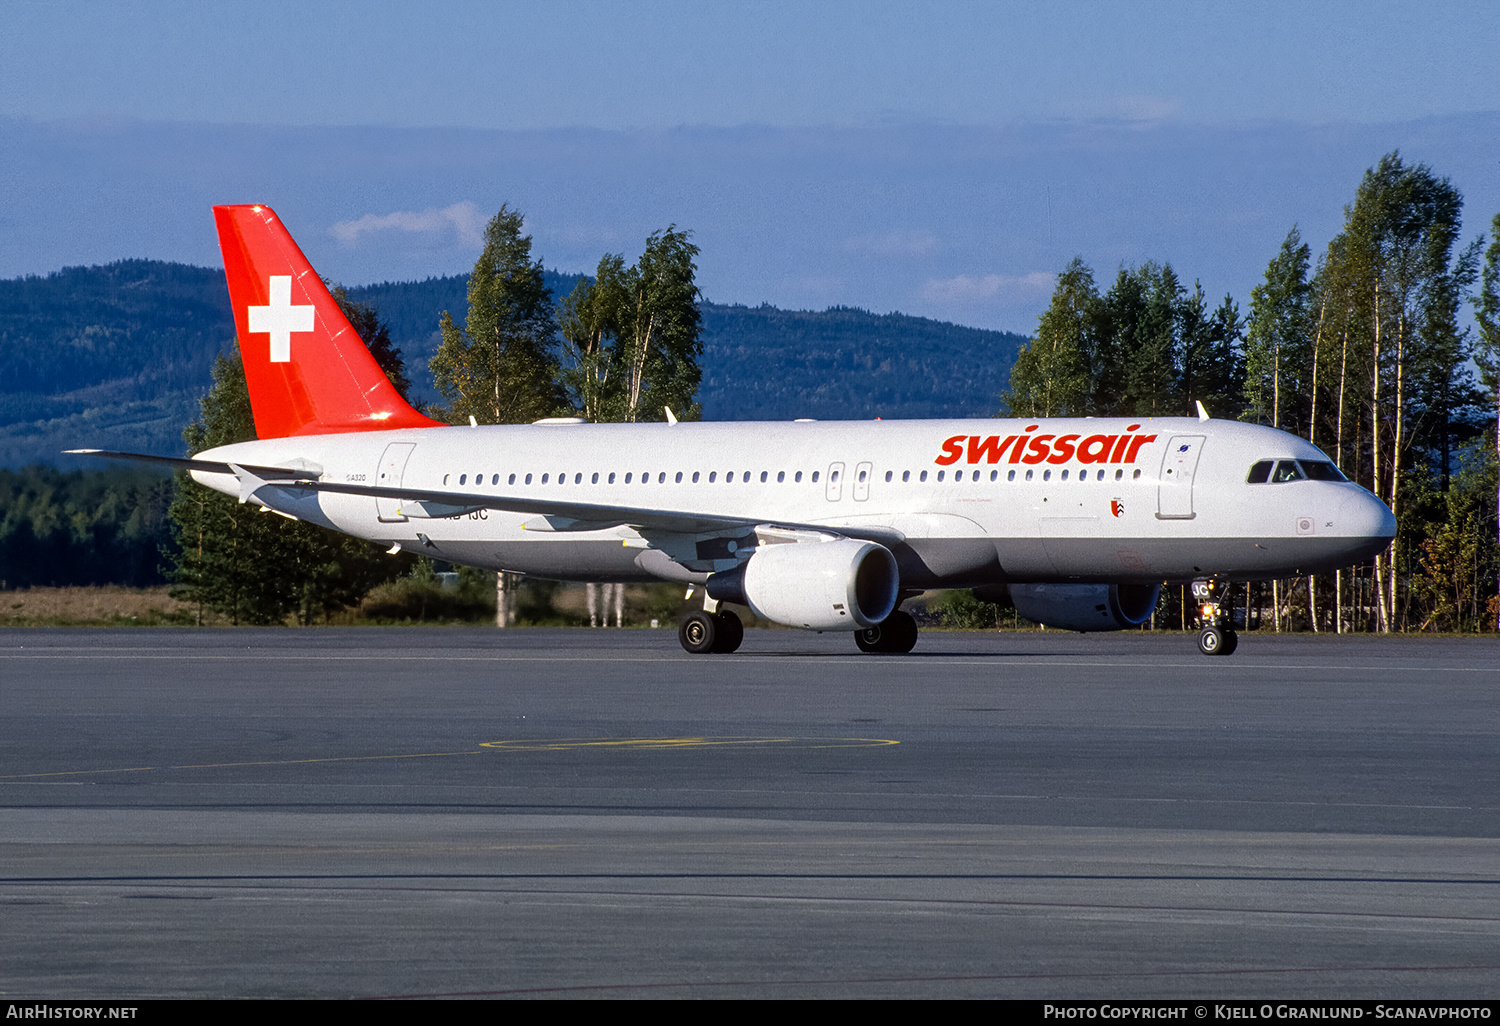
[854,609,919,654]
[677,605,919,655]
[1192,578,1238,656]
[679,609,744,654]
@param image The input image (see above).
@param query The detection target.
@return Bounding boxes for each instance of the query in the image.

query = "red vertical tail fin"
[214,204,443,438]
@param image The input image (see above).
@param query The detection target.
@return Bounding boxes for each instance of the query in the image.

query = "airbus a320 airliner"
[72,206,1395,655]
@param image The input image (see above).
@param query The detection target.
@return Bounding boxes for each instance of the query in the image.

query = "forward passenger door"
[1157,435,1205,519]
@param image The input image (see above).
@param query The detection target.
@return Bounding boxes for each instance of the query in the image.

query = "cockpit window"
[1249,458,1348,484]
[1271,460,1306,483]
[1300,460,1346,482]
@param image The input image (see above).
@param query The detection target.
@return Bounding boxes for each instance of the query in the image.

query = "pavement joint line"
[4,650,1499,673]
[364,962,1500,999]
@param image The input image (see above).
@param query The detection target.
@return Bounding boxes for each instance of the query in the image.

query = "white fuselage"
[195,416,1394,588]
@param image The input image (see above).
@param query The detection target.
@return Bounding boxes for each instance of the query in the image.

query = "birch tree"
[1325,153,1472,629]
[1473,212,1500,628]
[1001,257,1093,417]
[1244,228,1312,431]
[622,226,702,422]
[430,205,564,426]
[557,227,703,423]
[558,254,629,423]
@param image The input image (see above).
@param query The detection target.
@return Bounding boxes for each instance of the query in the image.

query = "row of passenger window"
[894,467,1143,483]
[442,466,1146,487]
[444,469,829,486]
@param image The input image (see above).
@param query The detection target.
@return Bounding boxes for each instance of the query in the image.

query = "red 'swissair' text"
[936,424,1159,466]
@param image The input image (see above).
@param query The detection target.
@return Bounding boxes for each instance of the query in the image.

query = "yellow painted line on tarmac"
[171,750,482,770]
[0,750,481,780]
[0,736,897,780]
[480,736,898,752]
[0,765,162,779]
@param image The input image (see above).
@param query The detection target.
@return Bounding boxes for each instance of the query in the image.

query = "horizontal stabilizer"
[65,449,319,481]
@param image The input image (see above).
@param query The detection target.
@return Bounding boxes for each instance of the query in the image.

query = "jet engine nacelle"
[992,582,1161,632]
[708,538,900,631]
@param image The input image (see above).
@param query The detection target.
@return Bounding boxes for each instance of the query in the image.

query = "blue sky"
[4,1,1497,332]
[8,1,1495,128]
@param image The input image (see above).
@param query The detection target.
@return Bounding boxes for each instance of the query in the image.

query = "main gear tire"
[855,610,918,653]
[679,611,717,654]
[711,610,744,653]
[883,609,918,653]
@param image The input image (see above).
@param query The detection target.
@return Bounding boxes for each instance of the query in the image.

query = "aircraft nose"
[1336,489,1396,543]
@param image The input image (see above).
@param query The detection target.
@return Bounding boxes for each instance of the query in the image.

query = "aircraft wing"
[271,478,920,547]
[68,448,901,541]
[273,475,772,535]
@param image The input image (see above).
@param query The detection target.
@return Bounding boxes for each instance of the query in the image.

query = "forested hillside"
[0,465,173,589]
[699,304,1021,420]
[0,261,233,468]
[346,276,1024,420]
[0,265,1026,467]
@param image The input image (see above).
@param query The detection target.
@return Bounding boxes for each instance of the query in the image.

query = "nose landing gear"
[1192,579,1238,656]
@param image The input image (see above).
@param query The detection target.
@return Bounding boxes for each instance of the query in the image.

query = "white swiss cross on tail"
[247,275,315,363]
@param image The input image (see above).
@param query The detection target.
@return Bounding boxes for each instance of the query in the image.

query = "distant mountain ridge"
[0,261,1027,467]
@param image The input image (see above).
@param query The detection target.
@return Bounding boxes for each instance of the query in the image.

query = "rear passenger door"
[375,442,416,523]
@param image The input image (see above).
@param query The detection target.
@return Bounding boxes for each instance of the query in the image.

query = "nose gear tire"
[1197,626,1238,656]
